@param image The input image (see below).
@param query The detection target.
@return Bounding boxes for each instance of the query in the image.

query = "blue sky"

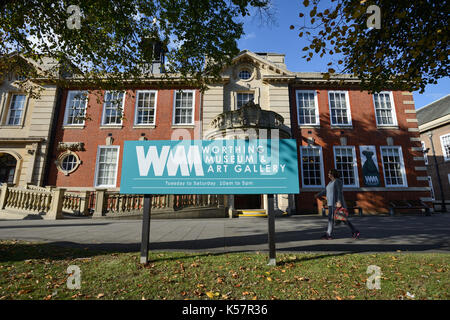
[237,0,449,110]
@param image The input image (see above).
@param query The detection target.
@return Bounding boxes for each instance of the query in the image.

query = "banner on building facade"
[359,145,380,187]
[120,139,299,194]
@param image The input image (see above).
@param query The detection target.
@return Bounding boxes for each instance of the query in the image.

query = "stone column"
[0,184,12,210]
[93,189,106,217]
[79,191,91,216]
[46,188,66,220]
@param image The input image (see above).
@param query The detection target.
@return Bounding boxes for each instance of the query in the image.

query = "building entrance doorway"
[234,194,262,209]
[0,153,17,184]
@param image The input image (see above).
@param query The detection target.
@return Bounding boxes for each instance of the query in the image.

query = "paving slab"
[0,214,449,254]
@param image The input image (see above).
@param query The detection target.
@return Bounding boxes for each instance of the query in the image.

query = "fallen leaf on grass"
[206,291,214,299]
[18,289,32,295]
[97,293,104,299]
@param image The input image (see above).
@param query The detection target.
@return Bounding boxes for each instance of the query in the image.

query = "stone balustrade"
[0,184,65,219]
[0,184,226,219]
[206,101,291,140]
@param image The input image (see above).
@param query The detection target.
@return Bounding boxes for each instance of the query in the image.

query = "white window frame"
[101,91,126,126]
[6,93,27,126]
[328,90,352,126]
[439,133,450,162]
[134,90,158,126]
[372,91,398,127]
[236,91,255,109]
[172,90,195,125]
[94,146,120,188]
[380,146,408,187]
[296,90,320,126]
[333,146,359,188]
[300,146,325,188]
[421,141,428,165]
[63,90,88,126]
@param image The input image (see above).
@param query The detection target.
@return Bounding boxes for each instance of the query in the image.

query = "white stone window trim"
[439,133,450,162]
[134,90,158,126]
[63,90,89,126]
[328,90,352,127]
[101,91,126,126]
[296,90,320,126]
[333,145,359,188]
[55,151,81,176]
[94,145,120,188]
[172,90,195,126]
[300,145,325,188]
[373,91,398,127]
[380,146,408,188]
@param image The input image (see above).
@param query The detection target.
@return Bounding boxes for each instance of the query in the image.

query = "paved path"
[0,214,449,254]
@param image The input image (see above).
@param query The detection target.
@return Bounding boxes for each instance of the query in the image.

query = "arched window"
[0,153,17,184]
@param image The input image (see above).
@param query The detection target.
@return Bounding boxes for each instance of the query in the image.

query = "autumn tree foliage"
[292,0,449,92]
[0,0,270,90]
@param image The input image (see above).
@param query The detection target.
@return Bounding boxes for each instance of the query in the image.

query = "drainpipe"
[428,131,446,212]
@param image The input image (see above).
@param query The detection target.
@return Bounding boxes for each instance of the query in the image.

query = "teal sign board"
[120,139,299,194]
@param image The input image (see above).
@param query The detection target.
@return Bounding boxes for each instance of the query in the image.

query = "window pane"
[236,93,254,109]
[96,147,119,186]
[329,92,350,125]
[136,91,156,124]
[334,147,357,186]
[103,91,123,124]
[61,154,78,171]
[7,94,26,125]
[441,134,450,160]
[374,93,395,125]
[381,147,405,186]
[297,92,317,125]
[66,91,88,125]
[301,147,323,186]
[174,91,194,124]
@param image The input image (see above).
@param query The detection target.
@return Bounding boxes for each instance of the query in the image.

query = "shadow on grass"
[0,240,360,267]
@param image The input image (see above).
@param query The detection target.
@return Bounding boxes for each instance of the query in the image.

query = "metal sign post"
[267,194,276,266]
[120,139,299,265]
[140,194,152,264]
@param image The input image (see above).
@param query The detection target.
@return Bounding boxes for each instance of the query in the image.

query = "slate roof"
[417,94,450,126]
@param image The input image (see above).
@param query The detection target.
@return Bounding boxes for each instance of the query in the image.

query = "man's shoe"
[320,234,332,240]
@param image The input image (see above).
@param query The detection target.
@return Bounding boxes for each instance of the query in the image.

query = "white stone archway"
[0,150,23,186]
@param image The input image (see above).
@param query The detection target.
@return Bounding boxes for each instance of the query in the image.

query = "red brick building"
[289,75,431,214]
[45,50,432,216]
[48,86,202,191]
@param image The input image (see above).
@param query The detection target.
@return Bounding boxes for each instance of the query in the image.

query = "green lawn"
[0,240,448,300]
